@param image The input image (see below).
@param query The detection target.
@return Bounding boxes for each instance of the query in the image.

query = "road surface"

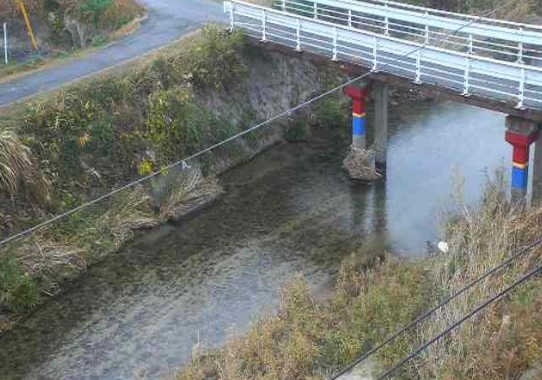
[0,0,225,108]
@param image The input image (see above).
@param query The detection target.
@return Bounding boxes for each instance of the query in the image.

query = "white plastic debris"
[437,241,450,254]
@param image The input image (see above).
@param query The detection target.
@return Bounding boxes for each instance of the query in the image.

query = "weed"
[0,256,38,313]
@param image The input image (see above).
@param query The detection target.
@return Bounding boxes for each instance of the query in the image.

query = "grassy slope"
[175,175,542,380]
[0,27,252,317]
[0,26,340,323]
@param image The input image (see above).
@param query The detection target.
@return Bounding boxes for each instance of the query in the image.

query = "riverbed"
[0,99,509,379]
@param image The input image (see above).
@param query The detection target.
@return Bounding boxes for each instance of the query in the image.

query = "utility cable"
[327,233,542,380]
[0,0,517,247]
[375,263,542,380]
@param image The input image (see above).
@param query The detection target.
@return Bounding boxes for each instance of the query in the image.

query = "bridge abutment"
[505,116,540,202]
[374,82,389,170]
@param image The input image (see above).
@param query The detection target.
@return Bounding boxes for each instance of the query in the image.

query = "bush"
[0,256,38,313]
[184,26,247,90]
[312,97,348,129]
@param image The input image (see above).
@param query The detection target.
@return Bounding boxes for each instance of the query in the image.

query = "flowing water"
[0,100,510,380]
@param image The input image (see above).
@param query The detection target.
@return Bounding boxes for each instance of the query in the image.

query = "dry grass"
[158,167,223,222]
[411,172,542,379]
[342,147,381,182]
[0,131,50,204]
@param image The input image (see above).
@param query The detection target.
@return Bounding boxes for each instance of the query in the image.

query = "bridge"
[224,0,542,200]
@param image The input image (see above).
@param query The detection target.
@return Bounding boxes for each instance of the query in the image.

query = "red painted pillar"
[345,85,369,149]
[505,116,540,201]
[345,86,369,149]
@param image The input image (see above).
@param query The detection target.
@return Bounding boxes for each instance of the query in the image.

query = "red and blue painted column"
[345,85,369,150]
[505,116,540,200]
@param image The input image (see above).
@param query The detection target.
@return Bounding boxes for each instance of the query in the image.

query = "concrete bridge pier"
[505,116,540,202]
[532,133,542,203]
[373,82,389,170]
[345,83,369,150]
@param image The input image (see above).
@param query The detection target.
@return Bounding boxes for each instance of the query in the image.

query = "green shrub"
[146,88,208,161]
[312,97,348,129]
[185,26,247,90]
[285,118,310,142]
[0,256,38,313]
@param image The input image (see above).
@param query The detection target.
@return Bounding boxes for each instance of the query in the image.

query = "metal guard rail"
[277,0,542,31]
[273,0,542,66]
[224,0,542,111]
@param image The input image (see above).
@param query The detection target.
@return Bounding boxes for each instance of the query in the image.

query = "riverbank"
[176,175,542,380]
[0,27,343,328]
[0,92,513,379]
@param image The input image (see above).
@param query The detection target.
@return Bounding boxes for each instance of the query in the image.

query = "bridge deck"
[225,0,542,120]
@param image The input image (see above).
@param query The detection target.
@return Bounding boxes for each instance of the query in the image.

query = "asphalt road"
[0,0,225,108]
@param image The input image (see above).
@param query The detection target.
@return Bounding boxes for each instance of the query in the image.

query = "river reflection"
[0,100,509,379]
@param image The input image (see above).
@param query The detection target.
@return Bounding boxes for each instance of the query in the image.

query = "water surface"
[0,100,509,379]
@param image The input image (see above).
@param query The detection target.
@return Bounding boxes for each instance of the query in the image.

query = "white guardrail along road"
[223,0,542,111]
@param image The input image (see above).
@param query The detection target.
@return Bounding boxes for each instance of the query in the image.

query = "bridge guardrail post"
[462,57,471,96]
[261,9,267,42]
[229,2,235,32]
[517,27,524,64]
[372,37,379,71]
[295,17,302,51]
[384,1,389,36]
[517,68,526,109]
[332,27,338,61]
[415,49,422,84]
[424,12,429,44]
[3,22,7,65]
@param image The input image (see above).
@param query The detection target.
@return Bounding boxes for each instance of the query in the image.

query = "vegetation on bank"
[0,26,257,317]
[0,25,340,323]
[176,175,542,380]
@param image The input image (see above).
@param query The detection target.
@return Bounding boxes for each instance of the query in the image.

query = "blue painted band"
[512,166,528,189]
[353,117,366,136]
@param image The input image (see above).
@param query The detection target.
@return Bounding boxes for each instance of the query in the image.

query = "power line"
[0,0,517,247]
[327,234,542,380]
[375,263,542,380]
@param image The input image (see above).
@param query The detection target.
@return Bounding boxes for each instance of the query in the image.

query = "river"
[0,99,509,379]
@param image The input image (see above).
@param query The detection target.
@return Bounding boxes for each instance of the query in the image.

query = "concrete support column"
[374,82,389,169]
[532,133,542,203]
[505,116,539,202]
[345,84,369,150]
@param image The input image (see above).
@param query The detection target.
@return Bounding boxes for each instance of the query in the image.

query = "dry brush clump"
[342,146,381,182]
[0,130,50,205]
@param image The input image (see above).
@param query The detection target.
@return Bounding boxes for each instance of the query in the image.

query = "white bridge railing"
[274,0,542,66]
[224,0,542,111]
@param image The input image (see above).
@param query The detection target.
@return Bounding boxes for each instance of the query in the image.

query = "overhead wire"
[0,0,517,249]
[327,233,542,379]
[375,263,542,380]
